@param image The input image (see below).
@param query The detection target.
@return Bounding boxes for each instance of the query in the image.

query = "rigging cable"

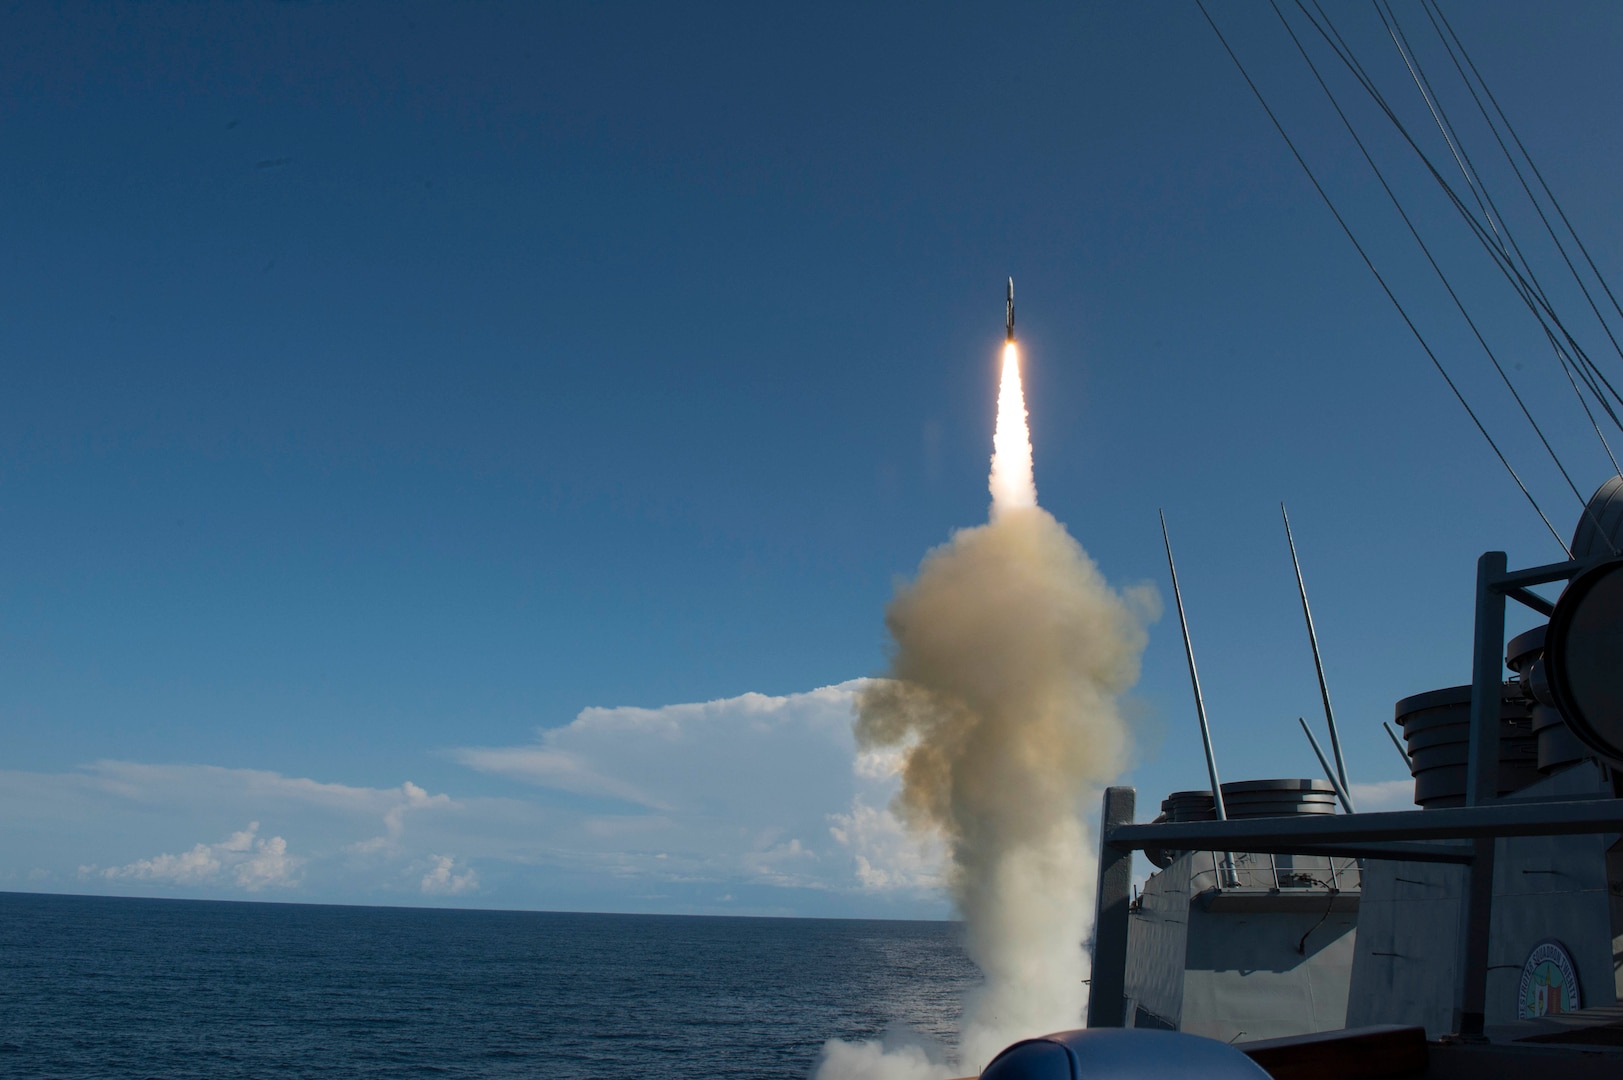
[1363,0,1601,521]
[1269,0,1592,526]
[1350,0,1618,542]
[1308,0,1623,540]
[1420,0,1623,476]
[1304,0,1621,548]
[1399,0,1619,464]
[1417,0,1601,337]
[1304,0,1553,310]
[1378,0,1510,266]
[1193,0,1571,556]
[1553,339,1623,477]
[1429,0,1623,359]
[1379,0,1572,347]
[1299,0,1623,430]
[1381,0,1620,430]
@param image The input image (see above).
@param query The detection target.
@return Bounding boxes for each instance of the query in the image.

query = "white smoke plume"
[815,343,1154,1078]
[817,1038,955,1080]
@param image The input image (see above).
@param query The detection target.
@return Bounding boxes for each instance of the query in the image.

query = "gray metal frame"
[1089,786,1135,1029]
[1089,551,1613,1038]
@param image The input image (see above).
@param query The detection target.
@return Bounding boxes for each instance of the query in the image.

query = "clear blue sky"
[4,1,1621,914]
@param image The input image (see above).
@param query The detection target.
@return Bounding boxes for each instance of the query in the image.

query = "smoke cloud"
[815,343,1154,1078]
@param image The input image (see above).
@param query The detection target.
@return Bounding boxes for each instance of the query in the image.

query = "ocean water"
[0,892,978,1078]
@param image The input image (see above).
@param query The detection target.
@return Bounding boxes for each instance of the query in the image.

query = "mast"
[1297,716,1356,814]
[1282,503,1352,795]
[1383,721,1414,771]
[1160,510,1228,822]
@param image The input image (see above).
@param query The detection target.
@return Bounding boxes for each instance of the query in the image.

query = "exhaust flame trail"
[989,343,1037,515]
[816,333,1155,1079]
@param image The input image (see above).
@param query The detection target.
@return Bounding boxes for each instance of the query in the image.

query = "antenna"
[1160,510,1228,822]
[1282,504,1353,795]
[1297,717,1357,814]
[1384,721,1414,771]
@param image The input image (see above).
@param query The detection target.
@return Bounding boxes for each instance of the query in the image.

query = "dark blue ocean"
[0,892,977,1078]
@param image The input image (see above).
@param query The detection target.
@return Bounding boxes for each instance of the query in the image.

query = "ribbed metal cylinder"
[1160,790,1216,823]
[1505,623,1587,774]
[1395,685,1537,807]
[1218,778,1338,818]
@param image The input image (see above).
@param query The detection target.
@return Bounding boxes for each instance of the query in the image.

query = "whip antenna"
[1160,510,1228,823]
[1282,503,1351,795]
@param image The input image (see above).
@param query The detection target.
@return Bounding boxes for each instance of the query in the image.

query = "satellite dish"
[1544,556,1623,764]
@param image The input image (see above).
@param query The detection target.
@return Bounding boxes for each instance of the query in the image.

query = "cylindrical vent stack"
[1144,791,1216,870]
[1218,778,1338,818]
[1145,782,1335,876]
[1505,624,1586,774]
[1395,685,1537,807]
[1161,790,1216,823]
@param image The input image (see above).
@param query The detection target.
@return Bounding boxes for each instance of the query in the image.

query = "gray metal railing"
[1185,851,1361,894]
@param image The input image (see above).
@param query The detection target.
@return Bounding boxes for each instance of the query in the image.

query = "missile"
[1005,277,1015,342]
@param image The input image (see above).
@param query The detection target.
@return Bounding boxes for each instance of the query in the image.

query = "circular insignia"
[1517,939,1582,1019]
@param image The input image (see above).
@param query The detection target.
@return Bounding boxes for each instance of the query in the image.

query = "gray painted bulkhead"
[1124,851,1359,1040]
[1346,761,1623,1036]
[1122,761,1623,1041]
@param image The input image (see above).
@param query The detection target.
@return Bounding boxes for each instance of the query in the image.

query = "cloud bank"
[1349,778,1415,812]
[452,680,944,902]
[83,821,302,891]
[421,854,478,895]
[2,683,946,914]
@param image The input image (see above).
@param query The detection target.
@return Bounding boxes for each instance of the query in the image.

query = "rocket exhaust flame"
[989,342,1037,517]
[816,301,1155,1079]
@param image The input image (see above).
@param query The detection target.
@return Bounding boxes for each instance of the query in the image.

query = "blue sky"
[4,1,1622,915]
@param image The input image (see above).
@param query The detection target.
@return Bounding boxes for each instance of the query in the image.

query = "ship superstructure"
[1090,482,1623,1071]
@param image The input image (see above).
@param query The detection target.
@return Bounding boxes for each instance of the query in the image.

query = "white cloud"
[4,763,470,902]
[450,747,664,809]
[84,822,302,891]
[1,682,950,913]
[451,680,944,899]
[12,761,457,827]
[453,683,861,816]
[234,834,300,890]
[829,798,943,892]
[420,854,478,895]
[349,781,457,855]
[1349,778,1415,813]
